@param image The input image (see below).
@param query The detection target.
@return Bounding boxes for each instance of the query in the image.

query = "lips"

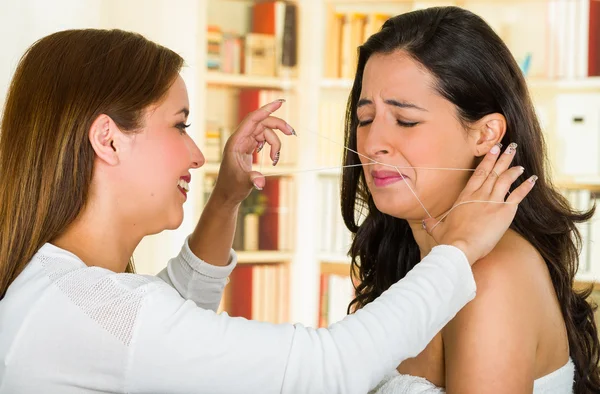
[177,175,191,197]
[371,169,408,187]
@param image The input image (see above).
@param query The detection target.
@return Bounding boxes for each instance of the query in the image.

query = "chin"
[372,194,425,220]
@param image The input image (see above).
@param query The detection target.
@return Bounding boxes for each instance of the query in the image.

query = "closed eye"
[357,119,419,127]
[176,122,191,134]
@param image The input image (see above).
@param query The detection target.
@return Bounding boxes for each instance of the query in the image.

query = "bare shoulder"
[470,229,548,297]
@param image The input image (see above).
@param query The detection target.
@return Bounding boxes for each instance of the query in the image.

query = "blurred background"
[1,0,599,329]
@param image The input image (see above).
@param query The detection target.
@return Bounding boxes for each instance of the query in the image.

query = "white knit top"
[0,240,476,394]
[370,358,575,393]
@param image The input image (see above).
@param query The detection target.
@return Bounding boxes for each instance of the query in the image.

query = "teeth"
[178,179,190,193]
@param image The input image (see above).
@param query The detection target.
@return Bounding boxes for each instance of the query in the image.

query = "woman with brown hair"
[0,29,533,393]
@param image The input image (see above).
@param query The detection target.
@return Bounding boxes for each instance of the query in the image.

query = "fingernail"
[505,142,518,155]
[275,98,286,103]
[490,144,500,154]
[287,123,296,136]
[272,151,280,166]
[519,166,525,173]
[256,141,265,153]
[497,142,503,149]
[422,220,427,230]
[529,175,538,184]
[252,181,263,191]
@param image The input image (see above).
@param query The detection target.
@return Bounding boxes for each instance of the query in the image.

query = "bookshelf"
[189,0,600,328]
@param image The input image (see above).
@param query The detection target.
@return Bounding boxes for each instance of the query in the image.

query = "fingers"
[506,175,537,204]
[246,99,285,125]
[463,143,502,194]
[481,143,517,193]
[258,116,295,137]
[261,127,282,164]
[490,165,524,201]
[249,170,266,191]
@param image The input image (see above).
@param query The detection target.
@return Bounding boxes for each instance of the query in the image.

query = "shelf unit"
[194,0,600,327]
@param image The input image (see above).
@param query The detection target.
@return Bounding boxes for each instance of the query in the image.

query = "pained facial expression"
[356,51,477,220]
[115,75,204,234]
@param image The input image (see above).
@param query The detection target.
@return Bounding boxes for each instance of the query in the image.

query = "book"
[252,1,298,77]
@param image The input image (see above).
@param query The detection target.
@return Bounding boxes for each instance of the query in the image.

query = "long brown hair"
[0,29,183,299]
[342,7,600,393]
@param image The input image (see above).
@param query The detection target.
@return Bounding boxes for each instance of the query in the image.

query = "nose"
[360,118,393,159]
[187,136,205,169]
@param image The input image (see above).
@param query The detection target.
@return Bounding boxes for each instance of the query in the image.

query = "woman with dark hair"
[342,6,599,394]
[0,28,533,393]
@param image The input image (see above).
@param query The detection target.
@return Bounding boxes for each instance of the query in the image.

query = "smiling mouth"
[177,178,190,197]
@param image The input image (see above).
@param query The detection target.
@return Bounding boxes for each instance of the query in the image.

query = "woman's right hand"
[423,143,536,265]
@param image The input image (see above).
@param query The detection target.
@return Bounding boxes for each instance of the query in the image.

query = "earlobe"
[473,115,506,157]
[89,115,120,165]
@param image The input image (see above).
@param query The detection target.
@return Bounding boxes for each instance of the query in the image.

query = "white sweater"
[0,239,476,394]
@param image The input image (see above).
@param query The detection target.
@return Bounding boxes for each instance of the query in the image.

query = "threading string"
[253,127,511,230]
[429,200,514,233]
[395,166,433,218]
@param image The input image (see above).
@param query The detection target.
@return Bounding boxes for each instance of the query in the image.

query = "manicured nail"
[422,220,427,230]
[529,175,538,184]
[275,98,286,103]
[252,181,263,191]
[505,142,517,155]
[256,141,265,153]
[490,144,500,154]
[272,151,280,166]
[519,166,525,173]
[287,123,296,136]
[497,142,503,149]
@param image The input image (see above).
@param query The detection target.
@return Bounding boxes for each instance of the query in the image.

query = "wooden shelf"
[555,178,600,193]
[320,78,354,90]
[574,280,600,292]
[206,71,298,90]
[237,250,294,264]
[320,252,351,264]
[528,77,600,91]
[320,261,352,276]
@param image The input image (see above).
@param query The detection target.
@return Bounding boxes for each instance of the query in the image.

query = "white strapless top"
[370,358,575,394]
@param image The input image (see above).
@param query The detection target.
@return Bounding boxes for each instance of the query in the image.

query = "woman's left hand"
[211,99,295,205]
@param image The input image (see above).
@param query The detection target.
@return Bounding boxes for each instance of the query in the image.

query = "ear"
[88,115,122,166]
[471,113,507,157]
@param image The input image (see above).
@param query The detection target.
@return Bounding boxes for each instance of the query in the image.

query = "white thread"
[252,128,513,232]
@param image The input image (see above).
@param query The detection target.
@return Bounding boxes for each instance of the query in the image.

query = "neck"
[407,218,439,259]
[51,192,143,273]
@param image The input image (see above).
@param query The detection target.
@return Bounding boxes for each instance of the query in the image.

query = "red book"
[258,177,280,250]
[238,89,262,163]
[589,0,600,76]
[227,265,254,319]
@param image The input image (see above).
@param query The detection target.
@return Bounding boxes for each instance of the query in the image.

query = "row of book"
[204,175,294,252]
[325,0,600,80]
[205,88,298,166]
[318,272,355,328]
[564,188,600,282]
[318,175,352,256]
[207,0,298,77]
[219,262,290,324]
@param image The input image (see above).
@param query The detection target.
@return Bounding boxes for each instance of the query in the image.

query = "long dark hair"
[341,7,600,393]
[0,29,183,299]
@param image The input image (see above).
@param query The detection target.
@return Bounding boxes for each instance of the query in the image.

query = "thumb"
[249,171,266,191]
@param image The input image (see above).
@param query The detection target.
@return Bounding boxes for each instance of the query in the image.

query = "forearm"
[189,191,240,267]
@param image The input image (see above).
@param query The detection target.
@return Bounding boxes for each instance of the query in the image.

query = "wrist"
[449,240,476,266]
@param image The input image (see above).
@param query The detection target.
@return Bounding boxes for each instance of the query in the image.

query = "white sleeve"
[155,236,237,312]
[127,245,475,394]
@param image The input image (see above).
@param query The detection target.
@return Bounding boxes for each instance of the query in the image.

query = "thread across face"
[356,51,476,221]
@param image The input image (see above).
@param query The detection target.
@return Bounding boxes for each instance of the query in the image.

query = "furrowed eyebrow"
[357,98,427,112]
